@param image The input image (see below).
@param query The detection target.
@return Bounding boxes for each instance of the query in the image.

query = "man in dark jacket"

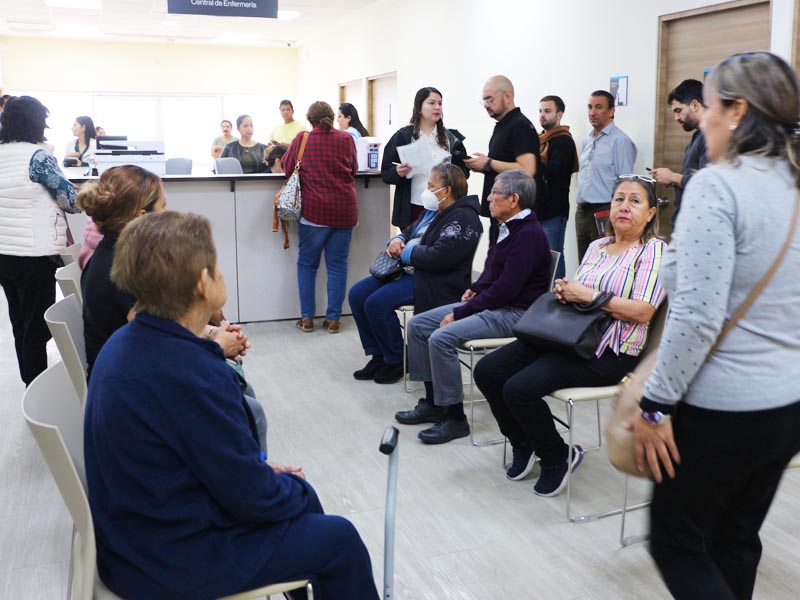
[395,170,552,444]
[648,79,708,228]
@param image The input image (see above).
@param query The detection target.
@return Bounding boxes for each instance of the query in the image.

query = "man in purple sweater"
[395,170,552,444]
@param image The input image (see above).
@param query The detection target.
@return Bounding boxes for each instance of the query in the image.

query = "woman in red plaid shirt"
[283,101,359,334]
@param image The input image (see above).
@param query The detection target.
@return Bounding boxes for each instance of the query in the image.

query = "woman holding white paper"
[381,87,469,229]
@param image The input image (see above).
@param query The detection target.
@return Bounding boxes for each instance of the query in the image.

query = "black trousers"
[0,254,57,385]
[473,339,638,466]
[650,400,800,600]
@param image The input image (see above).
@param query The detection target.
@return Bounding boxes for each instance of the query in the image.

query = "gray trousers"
[407,302,526,407]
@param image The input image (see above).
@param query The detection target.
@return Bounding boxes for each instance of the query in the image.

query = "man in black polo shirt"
[465,75,540,245]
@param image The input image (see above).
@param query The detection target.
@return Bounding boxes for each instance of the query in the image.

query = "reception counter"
[68,173,392,323]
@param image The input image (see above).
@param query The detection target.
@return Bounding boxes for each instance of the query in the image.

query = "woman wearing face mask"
[348,163,482,383]
[381,87,470,229]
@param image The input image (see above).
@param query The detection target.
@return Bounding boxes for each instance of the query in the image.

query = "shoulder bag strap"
[710,189,800,353]
[294,132,310,173]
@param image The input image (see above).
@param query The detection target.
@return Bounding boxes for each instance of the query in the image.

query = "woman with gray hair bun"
[633,52,800,600]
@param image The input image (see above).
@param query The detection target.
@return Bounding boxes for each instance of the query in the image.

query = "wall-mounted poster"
[610,75,629,106]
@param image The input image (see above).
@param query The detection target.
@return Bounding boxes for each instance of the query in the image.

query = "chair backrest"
[45,294,88,407]
[549,250,561,288]
[22,361,97,600]
[56,261,83,306]
[61,242,82,266]
[215,157,244,175]
[165,157,193,175]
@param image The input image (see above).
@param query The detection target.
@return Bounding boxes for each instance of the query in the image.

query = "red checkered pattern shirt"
[283,126,359,228]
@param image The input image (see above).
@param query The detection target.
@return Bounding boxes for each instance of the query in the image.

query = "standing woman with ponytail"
[283,101,358,334]
[632,52,800,600]
[381,87,470,230]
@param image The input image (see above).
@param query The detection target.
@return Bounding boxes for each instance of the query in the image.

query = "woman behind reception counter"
[337,103,369,143]
[220,114,267,174]
[65,115,97,167]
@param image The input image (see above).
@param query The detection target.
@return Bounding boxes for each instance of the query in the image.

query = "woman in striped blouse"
[474,175,666,497]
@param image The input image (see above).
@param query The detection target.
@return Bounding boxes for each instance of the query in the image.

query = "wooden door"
[654,0,771,237]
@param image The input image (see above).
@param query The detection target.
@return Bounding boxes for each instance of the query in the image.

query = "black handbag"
[369,250,403,282]
[512,291,615,360]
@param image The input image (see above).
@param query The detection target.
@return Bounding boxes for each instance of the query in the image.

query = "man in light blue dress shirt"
[575,90,637,260]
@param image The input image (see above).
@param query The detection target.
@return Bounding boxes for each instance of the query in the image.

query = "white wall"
[0,36,302,170]
[296,0,791,276]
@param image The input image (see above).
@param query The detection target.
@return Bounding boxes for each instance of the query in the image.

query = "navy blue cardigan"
[84,313,317,599]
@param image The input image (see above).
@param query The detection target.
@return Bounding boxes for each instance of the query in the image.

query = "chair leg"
[467,347,504,447]
[619,475,651,547]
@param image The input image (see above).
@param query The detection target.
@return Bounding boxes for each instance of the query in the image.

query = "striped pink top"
[576,237,667,357]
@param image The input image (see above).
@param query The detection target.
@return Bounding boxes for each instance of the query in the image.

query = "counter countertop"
[67,172,383,184]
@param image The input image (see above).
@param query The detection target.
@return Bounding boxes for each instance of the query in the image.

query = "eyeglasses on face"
[479,96,495,107]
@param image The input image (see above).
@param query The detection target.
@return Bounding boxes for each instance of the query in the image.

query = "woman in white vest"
[0,96,79,385]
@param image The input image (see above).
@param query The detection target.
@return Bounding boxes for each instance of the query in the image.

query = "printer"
[95,139,166,176]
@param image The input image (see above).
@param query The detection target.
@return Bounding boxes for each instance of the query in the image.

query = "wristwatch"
[641,410,665,425]
[483,158,493,174]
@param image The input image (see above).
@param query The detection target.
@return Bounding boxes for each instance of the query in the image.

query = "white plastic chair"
[458,250,561,446]
[23,362,313,600]
[557,301,669,524]
[61,242,82,266]
[44,294,87,408]
[215,157,244,175]
[56,261,83,306]
[165,157,193,175]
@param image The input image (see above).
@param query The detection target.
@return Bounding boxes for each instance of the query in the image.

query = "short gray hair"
[494,169,536,210]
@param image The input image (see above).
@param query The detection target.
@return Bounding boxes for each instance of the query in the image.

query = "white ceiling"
[0,0,384,47]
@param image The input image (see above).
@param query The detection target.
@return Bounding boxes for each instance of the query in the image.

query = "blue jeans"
[348,273,415,366]
[539,215,568,281]
[297,224,353,319]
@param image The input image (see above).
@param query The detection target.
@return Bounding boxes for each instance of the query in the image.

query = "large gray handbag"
[275,132,309,222]
[513,291,614,360]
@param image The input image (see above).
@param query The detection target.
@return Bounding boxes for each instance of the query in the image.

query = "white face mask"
[421,186,446,211]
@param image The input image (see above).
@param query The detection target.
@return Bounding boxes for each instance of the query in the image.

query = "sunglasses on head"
[617,174,656,184]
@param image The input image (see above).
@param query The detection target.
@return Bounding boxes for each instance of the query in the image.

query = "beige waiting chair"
[23,362,313,600]
[57,261,83,306]
[215,157,244,175]
[165,157,193,175]
[458,250,561,446]
[554,300,669,524]
[61,242,82,266]
[45,294,87,408]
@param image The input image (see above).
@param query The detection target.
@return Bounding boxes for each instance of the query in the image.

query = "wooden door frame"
[653,0,770,168]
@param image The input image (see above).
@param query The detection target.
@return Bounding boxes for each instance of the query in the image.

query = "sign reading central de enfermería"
[167,0,278,18]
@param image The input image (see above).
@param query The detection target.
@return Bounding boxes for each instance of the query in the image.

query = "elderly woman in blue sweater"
[84,211,379,600]
[394,169,552,444]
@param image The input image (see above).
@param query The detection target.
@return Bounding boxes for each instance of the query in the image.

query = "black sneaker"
[353,357,385,380]
[374,362,404,384]
[418,417,470,445]
[534,445,584,497]
[394,399,445,425]
[506,443,536,481]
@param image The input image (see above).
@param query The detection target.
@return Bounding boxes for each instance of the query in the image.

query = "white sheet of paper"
[396,136,451,179]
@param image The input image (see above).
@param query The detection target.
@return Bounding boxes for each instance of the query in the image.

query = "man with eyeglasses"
[649,79,708,228]
[575,90,637,261]
[465,75,540,246]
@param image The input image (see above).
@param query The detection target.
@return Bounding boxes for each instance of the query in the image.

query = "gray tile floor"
[1,303,798,598]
